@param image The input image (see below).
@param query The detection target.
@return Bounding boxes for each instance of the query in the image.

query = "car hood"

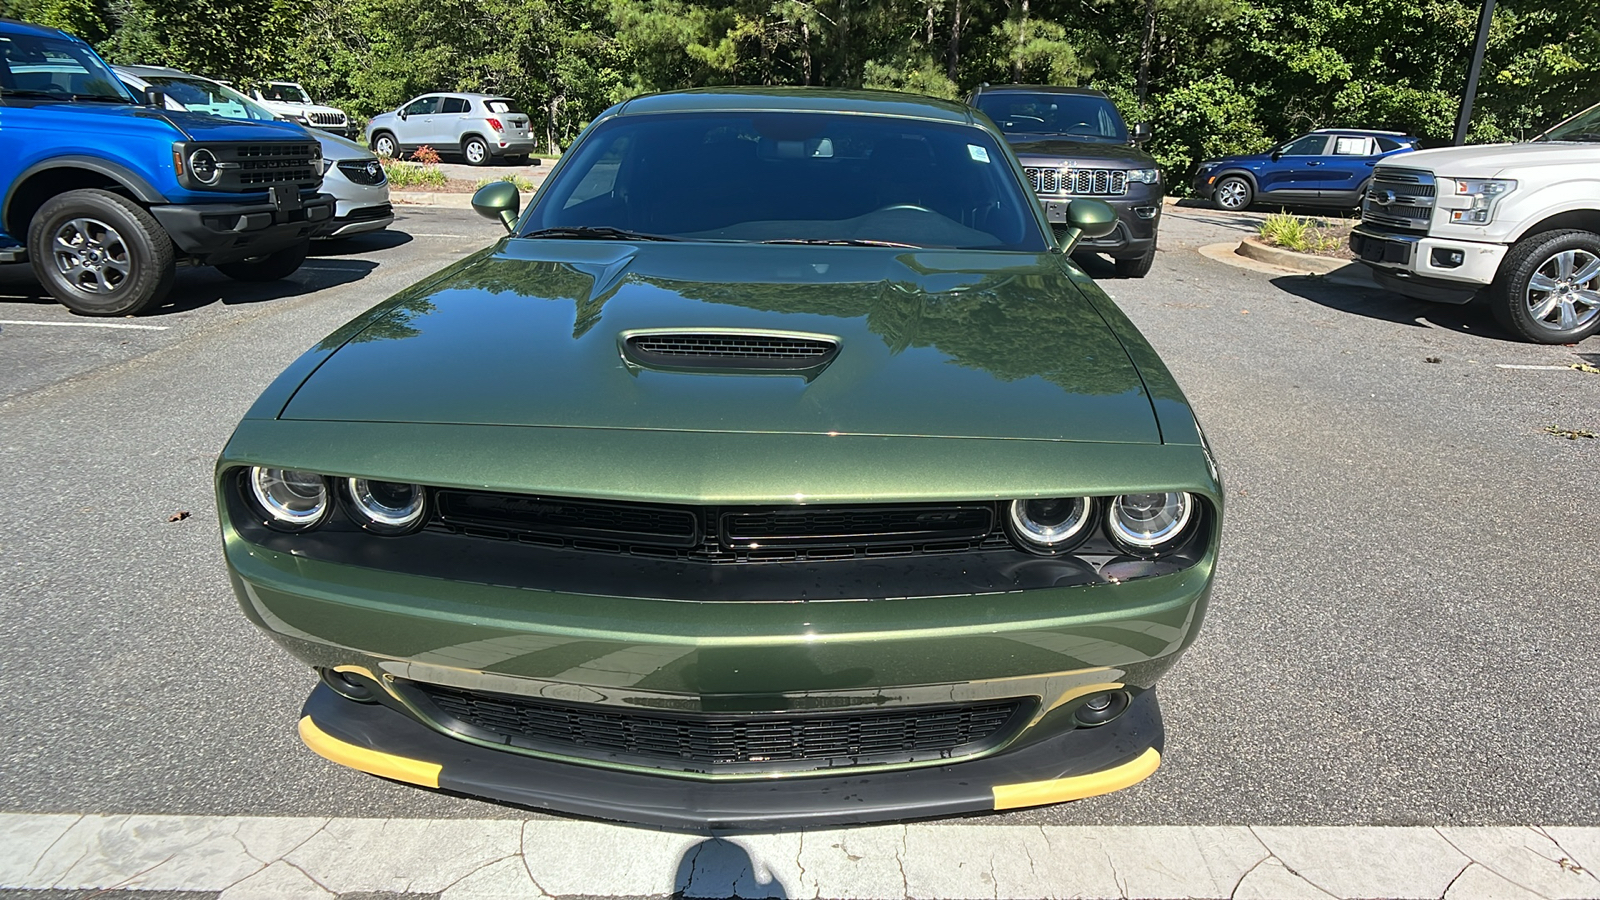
[280,242,1162,444]
[1004,137,1152,166]
[11,102,308,142]
[314,130,373,161]
[1200,152,1270,167]
[1387,142,1600,178]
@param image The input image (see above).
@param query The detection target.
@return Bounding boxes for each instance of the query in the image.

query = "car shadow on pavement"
[312,230,415,257]
[148,258,380,316]
[673,837,790,899]
[1268,274,1524,342]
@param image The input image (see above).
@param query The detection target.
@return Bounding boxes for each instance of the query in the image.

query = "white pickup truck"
[249,81,354,139]
[1350,101,1600,343]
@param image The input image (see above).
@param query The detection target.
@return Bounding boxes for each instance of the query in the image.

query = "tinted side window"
[1279,135,1330,156]
[404,96,440,115]
[441,97,467,114]
[1375,137,1403,152]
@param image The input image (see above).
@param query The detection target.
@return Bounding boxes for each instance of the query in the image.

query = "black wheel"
[1490,229,1600,344]
[372,132,398,158]
[1114,246,1156,278]
[462,136,490,166]
[27,188,175,316]
[1212,176,1252,211]
[216,240,309,282]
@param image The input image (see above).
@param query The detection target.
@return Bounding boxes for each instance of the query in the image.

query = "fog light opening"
[320,667,378,703]
[1074,690,1131,727]
[1430,247,1465,269]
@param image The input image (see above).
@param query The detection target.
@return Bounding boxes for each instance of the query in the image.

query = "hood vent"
[620,330,841,377]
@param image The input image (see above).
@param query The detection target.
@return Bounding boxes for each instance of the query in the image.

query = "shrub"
[475,174,539,192]
[381,161,449,190]
[411,145,442,166]
[1259,213,1342,254]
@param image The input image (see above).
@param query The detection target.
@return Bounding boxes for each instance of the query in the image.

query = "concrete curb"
[391,191,536,209]
[1202,238,1378,290]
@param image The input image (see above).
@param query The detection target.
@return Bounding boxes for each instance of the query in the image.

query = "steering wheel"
[876,204,934,214]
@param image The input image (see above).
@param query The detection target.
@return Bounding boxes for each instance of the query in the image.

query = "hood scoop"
[620,329,841,379]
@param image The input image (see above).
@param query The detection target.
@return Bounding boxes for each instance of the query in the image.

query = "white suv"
[364,92,536,166]
[1350,102,1600,343]
[250,81,353,139]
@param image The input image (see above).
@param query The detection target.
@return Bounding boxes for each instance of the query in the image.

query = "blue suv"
[0,19,332,316]
[1192,129,1421,211]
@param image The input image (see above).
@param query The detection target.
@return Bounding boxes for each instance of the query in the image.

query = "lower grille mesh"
[414,683,1024,772]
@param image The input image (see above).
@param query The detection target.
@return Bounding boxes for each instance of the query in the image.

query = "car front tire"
[463,136,490,166]
[28,188,175,317]
[1490,229,1600,344]
[1212,176,1252,211]
[216,240,310,283]
[1114,246,1156,278]
[372,132,398,158]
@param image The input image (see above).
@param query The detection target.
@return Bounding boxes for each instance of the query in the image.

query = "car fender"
[1208,167,1259,192]
[2,155,166,234]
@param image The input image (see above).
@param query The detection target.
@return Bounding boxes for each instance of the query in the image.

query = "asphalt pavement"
[0,204,1597,895]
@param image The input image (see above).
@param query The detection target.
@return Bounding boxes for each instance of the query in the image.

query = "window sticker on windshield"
[968,144,991,163]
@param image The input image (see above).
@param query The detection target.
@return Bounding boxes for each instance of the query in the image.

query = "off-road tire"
[1114,246,1156,278]
[1212,175,1253,211]
[372,132,398,158]
[216,240,309,282]
[28,188,175,316]
[463,136,491,166]
[1490,229,1600,344]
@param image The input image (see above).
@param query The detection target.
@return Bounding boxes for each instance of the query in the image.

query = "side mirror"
[1055,198,1118,253]
[1270,149,1283,161]
[144,88,166,108]
[397,110,408,120]
[1132,122,1153,144]
[472,181,522,232]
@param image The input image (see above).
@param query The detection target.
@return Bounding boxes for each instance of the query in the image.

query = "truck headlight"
[1449,178,1515,225]
[1127,168,1161,184]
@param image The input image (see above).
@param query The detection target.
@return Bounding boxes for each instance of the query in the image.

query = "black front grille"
[428,493,1009,562]
[192,141,321,192]
[336,159,388,186]
[412,682,1026,773]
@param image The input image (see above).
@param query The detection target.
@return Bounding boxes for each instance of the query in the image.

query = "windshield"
[973,92,1128,143]
[263,82,311,104]
[0,33,134,102]
[529,111,1047,251]
[1536,101,1600,143]
[144,75,276,121]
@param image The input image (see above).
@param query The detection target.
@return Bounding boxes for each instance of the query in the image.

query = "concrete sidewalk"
[3,814,1597,899]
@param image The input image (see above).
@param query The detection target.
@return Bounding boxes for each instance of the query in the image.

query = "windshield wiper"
[1550,132,1600,143]
[521,226,683,242]
[761,238,921,248]
[0,89,130,103]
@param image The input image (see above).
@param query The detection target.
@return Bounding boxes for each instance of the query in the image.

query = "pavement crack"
[1102,848,1127,899]
[1440,860,1474,899]
[897,826,911,900]
[279,817,333,863]
[227,820,269,867]
[283,857,338,896]
[795,830,814,899]
[1247,827,1338,899]
[25,814,83,879]
[1533,825,1593,878]
[1229,854,1270,899]
[440,852,518,893]
[519,820,554,898]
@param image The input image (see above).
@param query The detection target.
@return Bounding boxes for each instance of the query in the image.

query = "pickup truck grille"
[1362,167,1436,232]
[1024,166,1128,196]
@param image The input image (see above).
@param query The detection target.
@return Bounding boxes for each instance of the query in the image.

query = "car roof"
[612,87,977,125]
[410,92,514,101]
[0,17,75,39]
[115,64,198,79]
[972,84,1111,100]
[1311,128,1416,138]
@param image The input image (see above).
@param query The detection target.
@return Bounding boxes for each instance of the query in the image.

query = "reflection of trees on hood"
[446,259,614,339]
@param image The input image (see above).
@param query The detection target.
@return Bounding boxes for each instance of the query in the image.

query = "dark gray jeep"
[971,85,1161,277]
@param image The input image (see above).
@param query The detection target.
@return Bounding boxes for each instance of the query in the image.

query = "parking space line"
[0,319,168,330]
[0,813,1596,898]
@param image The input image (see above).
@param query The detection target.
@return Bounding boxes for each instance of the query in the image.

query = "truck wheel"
[462,136,490,166]
[28,189,175,317]
[1212,176,1252,211]
[372,132,398,158]
[1114,246,1156,278]
[216,240,309,282]
[1490,229,1600,344]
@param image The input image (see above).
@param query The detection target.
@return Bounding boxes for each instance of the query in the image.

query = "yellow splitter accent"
[298,716,442,789]
[991,747,1161,810]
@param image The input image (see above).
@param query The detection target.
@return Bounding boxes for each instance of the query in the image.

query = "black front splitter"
[300,683,1163,831]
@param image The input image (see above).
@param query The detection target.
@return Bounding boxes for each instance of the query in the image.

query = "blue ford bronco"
[0,19,332,315]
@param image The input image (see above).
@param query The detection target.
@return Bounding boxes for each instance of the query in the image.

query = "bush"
[1148,75,1272,193]
[411,145,442,166]
[1258,213,1342,253]
[381,161,449,190]
[475,174,539,192]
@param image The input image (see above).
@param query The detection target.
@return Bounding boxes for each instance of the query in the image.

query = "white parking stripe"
[0,319,169,330]
[0,814,1596,898]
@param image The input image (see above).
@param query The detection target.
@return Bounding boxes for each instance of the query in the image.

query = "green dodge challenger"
[217,88,1222,829]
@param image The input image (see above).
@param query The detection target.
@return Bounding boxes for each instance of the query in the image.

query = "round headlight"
[248,467,330,529]
[189,148,219,184]
[1007,497,1094,553]
[346,478,426,534]
[1108,492,1195,552]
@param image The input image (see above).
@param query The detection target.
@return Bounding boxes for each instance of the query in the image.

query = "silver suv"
[365,93,536,165]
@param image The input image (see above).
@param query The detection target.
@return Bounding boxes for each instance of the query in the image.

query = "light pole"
[1453,0,1497,145]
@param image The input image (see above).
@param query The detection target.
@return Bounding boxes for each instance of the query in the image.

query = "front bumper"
[150,192,333,265]
[1350,226,1506,294]
[1039,190,1162,257]
[299,680,1163,830]
[315,203,394,239]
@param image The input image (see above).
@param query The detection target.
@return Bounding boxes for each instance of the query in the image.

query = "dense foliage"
[5,0,1596,179]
